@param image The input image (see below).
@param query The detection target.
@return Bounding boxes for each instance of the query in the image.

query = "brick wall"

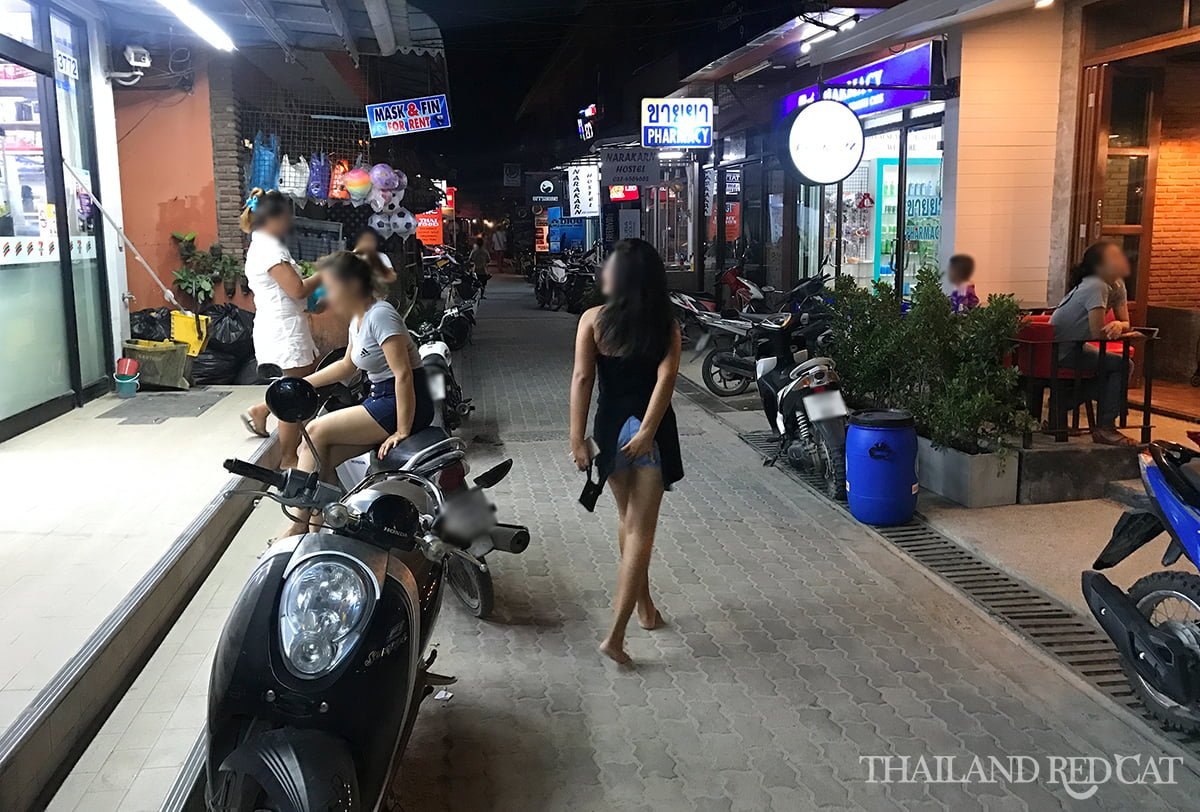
[1147,62,1200,307]
[208,54,244,261]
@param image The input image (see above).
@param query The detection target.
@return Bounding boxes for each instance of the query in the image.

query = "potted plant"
[209,243,243,299]
[171,231,216,307]
[829,268,1031,508]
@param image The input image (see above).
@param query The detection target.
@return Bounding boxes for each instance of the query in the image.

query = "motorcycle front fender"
[212,727,359,812]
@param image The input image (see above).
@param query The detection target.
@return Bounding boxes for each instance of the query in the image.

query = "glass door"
[902,125,944,292]
[52,11,110,390]
[839,129,901,289]
[0,54,73,421]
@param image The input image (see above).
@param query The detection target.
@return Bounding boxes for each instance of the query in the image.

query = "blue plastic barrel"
[846,409,918,526]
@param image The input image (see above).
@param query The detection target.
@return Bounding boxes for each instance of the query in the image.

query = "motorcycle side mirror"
[473,459,514,489]
[265,377,321,423]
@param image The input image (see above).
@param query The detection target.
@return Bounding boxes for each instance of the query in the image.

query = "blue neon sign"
[781,43,933,118]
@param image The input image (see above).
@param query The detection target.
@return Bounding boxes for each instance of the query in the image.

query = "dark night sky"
[423,1,582,191]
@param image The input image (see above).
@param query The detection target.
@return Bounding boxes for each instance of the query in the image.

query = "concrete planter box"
[917,437,1018,508]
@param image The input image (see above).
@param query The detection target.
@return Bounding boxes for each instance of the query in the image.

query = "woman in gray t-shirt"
[282,250,436,534]
[1049,241,1135,446]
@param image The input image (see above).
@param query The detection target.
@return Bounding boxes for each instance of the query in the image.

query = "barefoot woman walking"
[570,239,683,664]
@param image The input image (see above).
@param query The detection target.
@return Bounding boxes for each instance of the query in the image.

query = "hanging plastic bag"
[328,158,351,200]
[307,152,331,200]
[277,154,307,198]
[246,132,281,194]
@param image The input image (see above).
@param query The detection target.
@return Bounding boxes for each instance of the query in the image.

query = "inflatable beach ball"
[344,168,373,201]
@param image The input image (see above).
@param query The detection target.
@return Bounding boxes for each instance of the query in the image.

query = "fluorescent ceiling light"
[1034,0,1054,7]
[800,29,838,55]
[733,60,771,82]
[156,0,235,51]
[658,150,686,160]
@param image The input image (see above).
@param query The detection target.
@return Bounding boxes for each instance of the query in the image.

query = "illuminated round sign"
[780,99,865,186]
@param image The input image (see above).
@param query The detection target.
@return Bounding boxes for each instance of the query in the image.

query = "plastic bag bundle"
[246,132,281,193]
[277,154,309,199]
[307,153,331,200]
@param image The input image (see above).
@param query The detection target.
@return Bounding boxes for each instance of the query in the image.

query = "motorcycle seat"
[371,426,451,472]
[1181,460,1200,499]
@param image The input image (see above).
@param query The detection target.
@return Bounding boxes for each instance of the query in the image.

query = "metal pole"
[1143,338,1155,444]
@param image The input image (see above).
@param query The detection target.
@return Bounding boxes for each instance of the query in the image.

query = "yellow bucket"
[170,310,210,357]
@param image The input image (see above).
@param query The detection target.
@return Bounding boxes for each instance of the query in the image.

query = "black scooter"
[205,378,530,810]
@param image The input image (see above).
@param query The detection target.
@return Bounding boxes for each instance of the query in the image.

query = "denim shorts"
[612,416,660,473]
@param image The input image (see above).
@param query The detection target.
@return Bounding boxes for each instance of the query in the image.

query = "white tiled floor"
[48,500,287,812]
[0,387,269,734]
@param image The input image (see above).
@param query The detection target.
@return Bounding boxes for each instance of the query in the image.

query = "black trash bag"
[202,303,255,359]
[130,307,172,342]
[189,350,242,386]
[234,356,268,385]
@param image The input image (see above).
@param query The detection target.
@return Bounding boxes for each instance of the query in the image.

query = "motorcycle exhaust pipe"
[490,523,530,554]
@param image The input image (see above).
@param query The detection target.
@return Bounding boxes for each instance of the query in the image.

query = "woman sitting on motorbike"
[285,250,435,535]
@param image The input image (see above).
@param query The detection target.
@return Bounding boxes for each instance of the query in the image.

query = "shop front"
[1067,0,1200,415]
[788,42,947,297]
[0,0,122,441]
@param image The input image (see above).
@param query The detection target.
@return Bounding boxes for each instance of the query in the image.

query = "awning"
[98,0,445,65]
[805,0,1032,64]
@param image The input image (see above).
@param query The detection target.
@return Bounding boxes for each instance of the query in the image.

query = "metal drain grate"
[740,429,1200,756]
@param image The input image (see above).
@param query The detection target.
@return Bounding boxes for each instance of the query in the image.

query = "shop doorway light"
[1034,0,1054,7]
[155,0,235,51]
[658,150,687,160]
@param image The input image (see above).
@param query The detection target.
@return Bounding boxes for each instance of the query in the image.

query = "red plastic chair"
[1015,317,1095,441]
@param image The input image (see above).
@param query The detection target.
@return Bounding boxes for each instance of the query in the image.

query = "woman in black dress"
[569,239,684,665]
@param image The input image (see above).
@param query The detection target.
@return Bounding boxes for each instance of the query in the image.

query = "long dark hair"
[596,238,673,360]
[1069,240,1116,291]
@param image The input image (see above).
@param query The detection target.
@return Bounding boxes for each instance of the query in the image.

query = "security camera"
[124,45,151,69]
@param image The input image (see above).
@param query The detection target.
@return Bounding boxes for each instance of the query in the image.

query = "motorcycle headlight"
[279,558,373,678]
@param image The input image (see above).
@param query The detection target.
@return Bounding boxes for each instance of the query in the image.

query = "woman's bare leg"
[258,363,315,469]
[600,466,665,664]
[284,406,388,535]
[607,473,661,630]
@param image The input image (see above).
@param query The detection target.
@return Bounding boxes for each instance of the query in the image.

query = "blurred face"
[600,255,618,297]
[356,232,380,252]
[261,210,293,239]
[1098,244,1131,283]
[322,269,367,317]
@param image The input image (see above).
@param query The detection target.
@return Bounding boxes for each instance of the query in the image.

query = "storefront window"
[839,130,900,289]
[902,126,944,291]
[0,0,38,48]
[1085,1,1185,54]
[739,162,763,281]
[1103,155,1147,226]
[642,165,691,270]
[0,56,72,420]
[1109,75,1152,148]
[797,183,821,279]
[765,165,785,289]
[53,13,107,387]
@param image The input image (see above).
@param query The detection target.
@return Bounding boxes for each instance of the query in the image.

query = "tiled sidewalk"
[0,387,267,735]
[53,279,1200,810]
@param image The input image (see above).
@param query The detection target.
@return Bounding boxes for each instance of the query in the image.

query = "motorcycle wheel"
[1123,571,1200,733]
[815,420,847,501]
[701,347,752,396]
[447,556,494,618]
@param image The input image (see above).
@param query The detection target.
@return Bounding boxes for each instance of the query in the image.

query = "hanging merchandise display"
[328,158,351,199]
[391,208,417,238]
[367,163,404,211]
[277,154,308,198]
[307,153,331,200]
[343,167,373,205]
[247,132,282,193]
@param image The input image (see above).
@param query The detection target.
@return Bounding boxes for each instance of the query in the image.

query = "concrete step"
[1105,479,1143,505]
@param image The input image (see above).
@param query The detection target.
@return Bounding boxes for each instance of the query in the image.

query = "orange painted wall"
[114,60,219,310]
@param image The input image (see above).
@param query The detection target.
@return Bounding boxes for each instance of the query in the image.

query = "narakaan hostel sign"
[366,94,452,139]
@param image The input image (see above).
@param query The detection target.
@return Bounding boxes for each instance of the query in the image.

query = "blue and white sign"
[366,94,452,139]
[641,97,713,149]
[781,43,932,118]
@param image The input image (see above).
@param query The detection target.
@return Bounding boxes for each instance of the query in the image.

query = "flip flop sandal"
[240,411,269,438]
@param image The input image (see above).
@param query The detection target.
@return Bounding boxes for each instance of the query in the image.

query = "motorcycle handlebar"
[224,458,287,490]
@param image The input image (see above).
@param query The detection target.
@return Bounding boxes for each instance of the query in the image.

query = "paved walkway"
[0,386,266,734]
[397,278,1199,810]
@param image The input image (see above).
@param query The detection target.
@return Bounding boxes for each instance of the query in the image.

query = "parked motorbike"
[535,259,568,310]
[754,312,847,499]
[1083,440,1200,733]
[413,316,473,432]
[206,377,530,810]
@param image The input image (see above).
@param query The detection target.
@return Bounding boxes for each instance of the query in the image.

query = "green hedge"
[828,266,1032,455]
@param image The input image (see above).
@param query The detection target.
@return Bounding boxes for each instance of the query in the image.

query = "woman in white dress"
[239,189,324,468]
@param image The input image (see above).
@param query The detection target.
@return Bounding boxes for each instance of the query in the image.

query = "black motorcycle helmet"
[265,377,320,423]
